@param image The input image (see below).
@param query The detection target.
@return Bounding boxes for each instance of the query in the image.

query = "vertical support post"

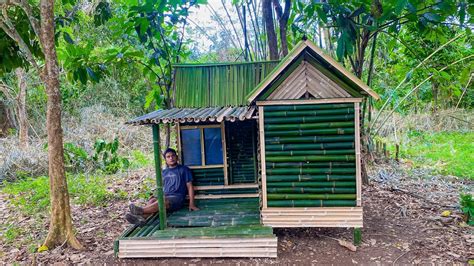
[258,106,267,209]
[152,124,167,230]
[354,102,362,207]
[221,122,229,185]
[353,228,362,245]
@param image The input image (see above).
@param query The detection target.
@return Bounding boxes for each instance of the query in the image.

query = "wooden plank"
[120,238,277,245]
[258,106,267,208]
[262,216,361,222]
[304,41,380,100]
[256,98,363,106]
[304,63,352,98]
[262,212,362,217]
[118,252,277,258]
[194,193,259,199]
[247,42,307,101]
[263,223,362,228]
[261,207,362,212]
[194,184,258,190]
[221,121,229,186]
[268,63,307,99]
[355,102,362,207]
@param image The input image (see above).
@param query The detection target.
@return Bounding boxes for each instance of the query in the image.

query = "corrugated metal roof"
[127,106,256,125]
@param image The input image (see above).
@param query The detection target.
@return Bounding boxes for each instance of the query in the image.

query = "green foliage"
[63,142,89,172]
[399,131,474,179]
[460,193,474,225]
[92,138,130,174]
[1,174,127,215]
[129,150,152,168]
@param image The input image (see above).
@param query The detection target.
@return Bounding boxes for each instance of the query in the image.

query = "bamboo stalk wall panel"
[261,207,362,228]
[262,103,359,210]
[225,120,258,184]
[118,237,278,258]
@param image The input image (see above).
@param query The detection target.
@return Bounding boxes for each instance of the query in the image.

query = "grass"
[398,131,474,179]
[1,173,128,215]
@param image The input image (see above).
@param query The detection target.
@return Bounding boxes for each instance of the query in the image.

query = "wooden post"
[354,102,362,207]
[258,106,268,209]
[152,124,167,230]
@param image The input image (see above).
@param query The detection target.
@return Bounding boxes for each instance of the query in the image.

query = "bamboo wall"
[226,120,258,184]
[191,168,225,186]
[174,62,279,108]
[263,103,357,208]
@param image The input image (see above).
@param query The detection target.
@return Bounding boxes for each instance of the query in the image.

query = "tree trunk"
[263,0,279,60]
[272,0,291,57]
[40,0,83,250]
[16,68,28,149]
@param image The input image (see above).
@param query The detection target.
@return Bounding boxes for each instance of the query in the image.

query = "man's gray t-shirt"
[162,165,193,200]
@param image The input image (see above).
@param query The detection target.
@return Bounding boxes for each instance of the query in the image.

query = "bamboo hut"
[115,40,380,258]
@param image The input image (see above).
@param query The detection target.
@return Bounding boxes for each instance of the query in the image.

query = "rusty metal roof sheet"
[127,106,256,125]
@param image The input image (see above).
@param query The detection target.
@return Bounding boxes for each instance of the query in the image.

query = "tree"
[0,0,82,249]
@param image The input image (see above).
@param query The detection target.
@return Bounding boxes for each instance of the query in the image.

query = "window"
[180,125,224,167]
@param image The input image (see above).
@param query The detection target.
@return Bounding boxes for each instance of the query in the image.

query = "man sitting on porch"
[125,148,199,225]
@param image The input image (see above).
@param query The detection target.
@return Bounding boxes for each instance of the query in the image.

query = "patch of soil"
[1,163,472,264]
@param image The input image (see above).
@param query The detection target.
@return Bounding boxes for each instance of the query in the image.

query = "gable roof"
[246,40,380,102]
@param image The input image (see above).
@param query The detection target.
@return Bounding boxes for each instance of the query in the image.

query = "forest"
[0,0,473,264]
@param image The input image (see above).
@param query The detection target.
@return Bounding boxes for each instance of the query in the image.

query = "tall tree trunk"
[272,0,291,57]
[40,0,83,250]
[16,68,28,149]
[263,0,278,60]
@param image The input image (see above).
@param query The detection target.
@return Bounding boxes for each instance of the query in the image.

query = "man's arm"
[186,182,199,211]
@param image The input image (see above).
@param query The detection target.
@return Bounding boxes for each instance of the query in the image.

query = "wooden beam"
[258,106,268,208]
[256,98,363,106]
[355,102,362,206]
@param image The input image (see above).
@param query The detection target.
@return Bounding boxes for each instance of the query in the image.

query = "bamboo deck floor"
[116,198,278,258]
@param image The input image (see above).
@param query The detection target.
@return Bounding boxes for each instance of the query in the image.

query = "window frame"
[178,123,227,175]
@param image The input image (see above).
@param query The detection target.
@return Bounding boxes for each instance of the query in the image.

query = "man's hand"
[189,205,200,211]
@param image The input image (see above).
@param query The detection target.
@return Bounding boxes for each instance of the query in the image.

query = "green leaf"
[422,12,441,23]
[394,0,408,15]
[77,67,87,85]
[63,32,74,44]
[86,67,99,82]
[316,6,328,24]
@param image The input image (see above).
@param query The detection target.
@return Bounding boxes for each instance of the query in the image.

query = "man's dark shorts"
[166,195,185,212]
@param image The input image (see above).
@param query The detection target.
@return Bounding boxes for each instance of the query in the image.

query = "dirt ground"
[1,162,472,264]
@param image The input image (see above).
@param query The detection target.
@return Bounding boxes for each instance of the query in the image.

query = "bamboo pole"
[267,181,356,188]
[265,149,355,157]
[267,194,356,200]
[266,174,355,182]
[264,108,354,117]
[152,124,167,230]
[266,155,356,162]
[265,121,354,131]
[267,200,357,207]
[267,187,356,194]
[265,128,355,137]
[264,114,355,124]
